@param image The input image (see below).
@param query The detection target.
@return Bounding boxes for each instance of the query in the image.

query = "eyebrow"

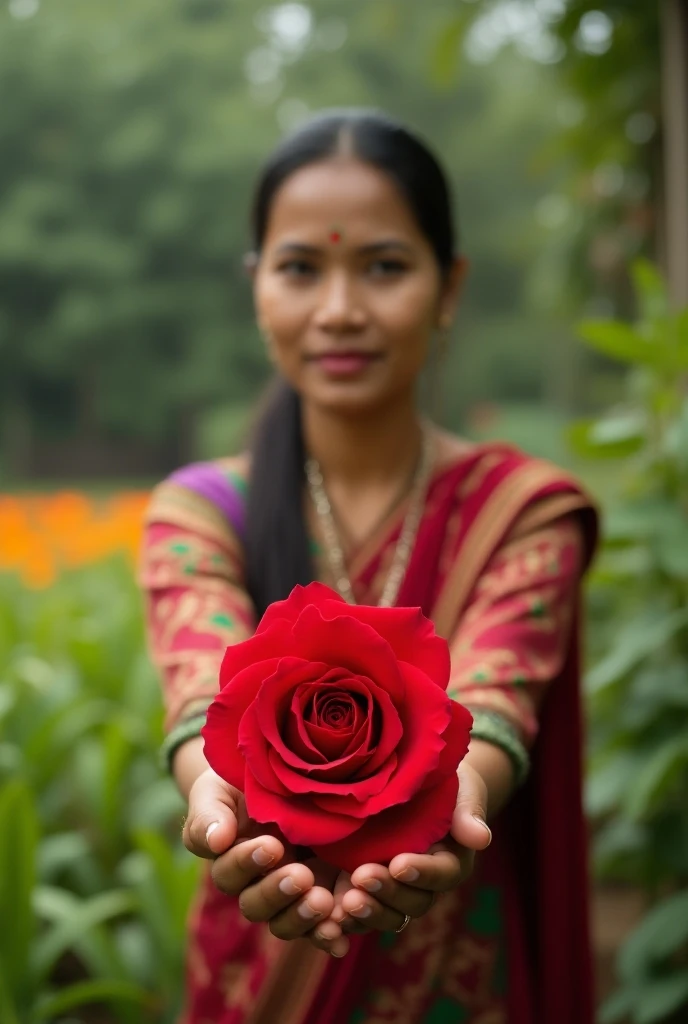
[274,239,414,256]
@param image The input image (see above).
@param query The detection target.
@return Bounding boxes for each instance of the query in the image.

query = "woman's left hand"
[308,761,492,956]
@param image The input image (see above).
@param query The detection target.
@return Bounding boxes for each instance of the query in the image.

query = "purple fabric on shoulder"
[169,462,245,540]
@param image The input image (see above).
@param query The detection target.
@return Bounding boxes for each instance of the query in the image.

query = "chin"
[307,381,391,417]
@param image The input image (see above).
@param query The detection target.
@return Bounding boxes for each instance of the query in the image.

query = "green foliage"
[0,0,606,478]
[0,563,197,1022]
[571,262,688,1024]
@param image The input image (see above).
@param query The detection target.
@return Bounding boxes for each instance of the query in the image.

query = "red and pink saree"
[140,438,598,1024]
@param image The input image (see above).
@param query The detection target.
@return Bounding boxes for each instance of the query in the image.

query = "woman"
[140,110,598,1024]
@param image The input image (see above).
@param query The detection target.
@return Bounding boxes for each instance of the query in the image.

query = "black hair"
[244,109,457,617]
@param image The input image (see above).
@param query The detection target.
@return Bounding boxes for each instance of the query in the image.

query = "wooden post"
[661,0,688,306]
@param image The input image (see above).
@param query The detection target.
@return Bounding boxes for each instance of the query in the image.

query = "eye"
[277,259,317,279]
[368,259,408,277]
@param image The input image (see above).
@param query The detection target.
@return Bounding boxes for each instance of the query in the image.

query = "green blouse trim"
[160,714,207,773]
[467,708,530,787]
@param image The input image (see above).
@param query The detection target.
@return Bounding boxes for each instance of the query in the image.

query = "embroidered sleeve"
[448,510,584,747]
[139,478,255,735]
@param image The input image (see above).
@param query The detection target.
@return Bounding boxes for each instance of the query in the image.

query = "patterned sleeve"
[139,469,256,740]
[448,508,585,751]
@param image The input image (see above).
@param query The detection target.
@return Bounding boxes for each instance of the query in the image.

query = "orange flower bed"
[0,492,150,588]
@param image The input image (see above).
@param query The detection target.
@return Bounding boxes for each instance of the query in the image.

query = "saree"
[140,440,598,1024]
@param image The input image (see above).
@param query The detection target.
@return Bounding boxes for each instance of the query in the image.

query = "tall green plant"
[0,563,199,1021]
[569,261,688,1024]
[0,778,150,1023]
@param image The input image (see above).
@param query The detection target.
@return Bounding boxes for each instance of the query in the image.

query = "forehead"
[263,158,425,243]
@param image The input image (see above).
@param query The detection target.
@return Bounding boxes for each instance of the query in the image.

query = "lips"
[309,351,382,377]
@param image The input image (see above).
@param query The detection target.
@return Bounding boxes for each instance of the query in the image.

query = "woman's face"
[253,158,464,416]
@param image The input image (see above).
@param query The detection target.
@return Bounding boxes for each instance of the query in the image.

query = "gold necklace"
[305,428,433,607]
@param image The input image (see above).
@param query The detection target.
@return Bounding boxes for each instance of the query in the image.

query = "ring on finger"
[394,913,412,935]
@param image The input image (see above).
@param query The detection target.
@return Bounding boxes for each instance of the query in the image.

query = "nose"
[313,270,366,333]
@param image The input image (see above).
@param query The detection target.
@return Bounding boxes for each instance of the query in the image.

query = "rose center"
[312,690,363,731]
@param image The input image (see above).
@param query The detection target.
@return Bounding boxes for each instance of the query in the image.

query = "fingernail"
[360,878,382,893]
[331,938,348,957]
[394,866,419,882]
[252,846,274,867]
[472,816,492,844]
[278,876,302,896]
[297,901,322,921]
[349,904,372,919]
[205,822,219,842]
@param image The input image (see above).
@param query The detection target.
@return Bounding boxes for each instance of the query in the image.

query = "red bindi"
[328,229,343,244]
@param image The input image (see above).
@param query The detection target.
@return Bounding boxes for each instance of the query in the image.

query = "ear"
[437,255,469,328]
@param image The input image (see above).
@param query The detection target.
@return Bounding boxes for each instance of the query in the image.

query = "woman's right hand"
[184,768,339,944]
[182,766,245,859]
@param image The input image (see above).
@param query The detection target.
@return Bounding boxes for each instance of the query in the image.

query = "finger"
[341,869,434,930]
[339,892,409,935]
[211,836,287,897]
[344,871,435,921]
[450,766,492,852]
[265,886,335,939]
[184,771,242,859]
[236,863,318,924]
[385,846,464,892]
[329,870,353,924]
[309,921,350,958]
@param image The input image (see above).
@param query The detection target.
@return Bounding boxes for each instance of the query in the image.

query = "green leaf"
[623,735,688,821]
[586,752,642,816]
[568,414,645,459]
[618,890,688,980]
[0,970,21,1024]
[36,831,92,881]
[34,979,149,1023]
[599,985,635,1024]
[578,320,668,368]
[33,885,131,983]
[31,889,137,982]
[631,259,668,323]
[0,780,38,1006]
[634,972,688,1024]
[586,609,688,694]
[429,16,467,87]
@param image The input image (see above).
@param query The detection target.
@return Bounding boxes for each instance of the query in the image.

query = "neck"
[302,397,423,487]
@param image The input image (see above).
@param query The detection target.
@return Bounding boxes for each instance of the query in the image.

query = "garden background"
[2,2,688,1022]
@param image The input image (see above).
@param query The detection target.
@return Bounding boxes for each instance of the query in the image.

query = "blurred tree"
[432,1,662,421]
[0,0,600,479]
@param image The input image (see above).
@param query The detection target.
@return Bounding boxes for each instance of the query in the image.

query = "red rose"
[202,582,473,872]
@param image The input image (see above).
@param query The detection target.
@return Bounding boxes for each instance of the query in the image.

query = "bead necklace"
[305,428,433,607]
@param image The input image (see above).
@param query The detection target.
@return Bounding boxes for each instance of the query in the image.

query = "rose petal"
[423,700,473,788]
[202,657,282,786]
[358,662,453,815]
[255,582,346,635]
[254,658,331,765]
[202,699,246,790]
[285,672,363,763]
[219,626,294,690]
[344,605,451,691]
[314,690,357,729]
[244,771,362,845]
[303,716,357,760]
[266,746,398,797]
[257,666,402,779]
[291,605,406,703]
[311,771,459,872]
